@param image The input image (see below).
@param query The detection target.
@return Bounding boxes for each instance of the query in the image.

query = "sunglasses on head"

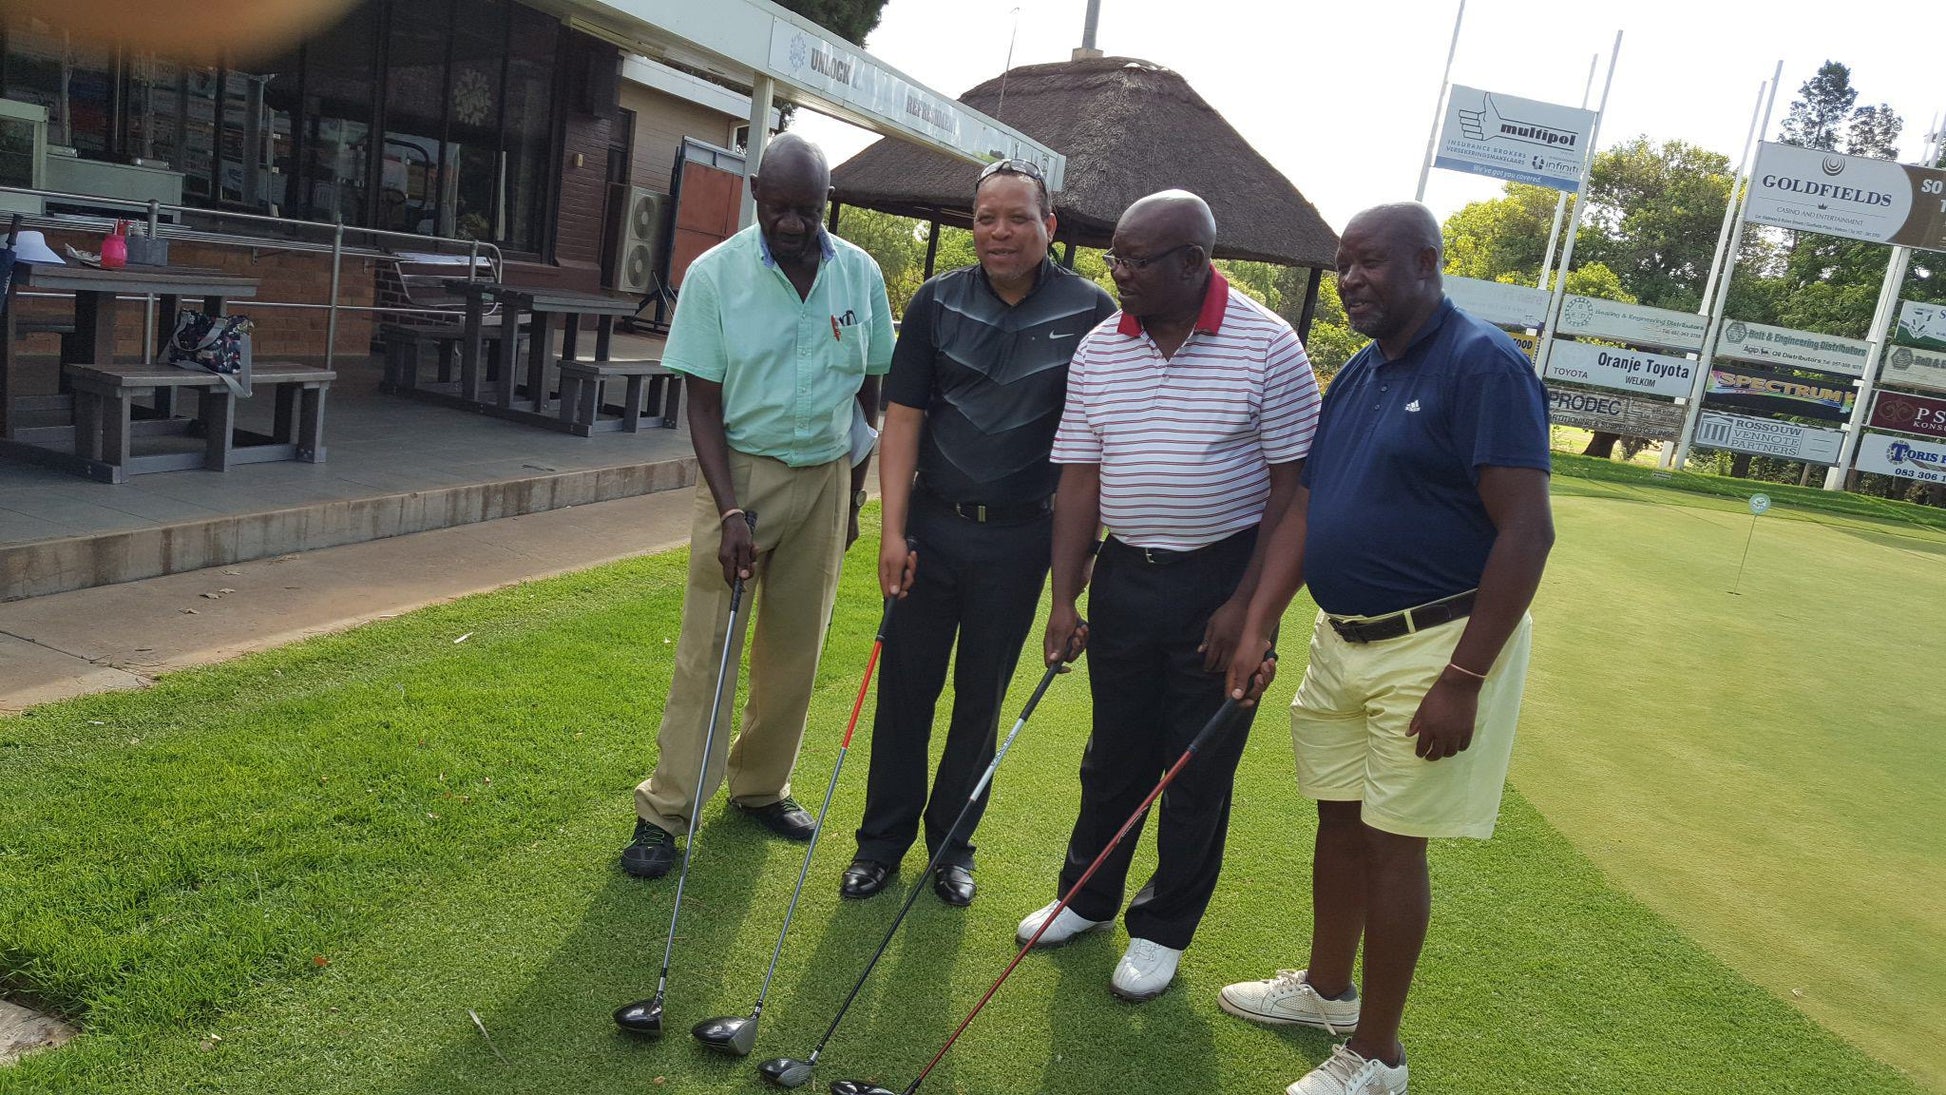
[978,157,1045,184]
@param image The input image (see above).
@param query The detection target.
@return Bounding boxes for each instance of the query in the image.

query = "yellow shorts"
[1291,609,1533,839]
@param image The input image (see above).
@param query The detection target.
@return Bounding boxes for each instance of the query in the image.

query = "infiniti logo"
[1821,156,1845,176]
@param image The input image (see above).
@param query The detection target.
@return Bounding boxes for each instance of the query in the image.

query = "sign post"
[1729,493,1769,596]
[1533,31,1624,382]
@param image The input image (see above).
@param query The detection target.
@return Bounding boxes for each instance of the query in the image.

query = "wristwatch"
[851,489,869,509]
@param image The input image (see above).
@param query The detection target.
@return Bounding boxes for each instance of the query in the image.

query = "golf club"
[827,666,1268,1095]
[614,510,759,1038]
[692,592,900,1056]
[757,633,1084,1089]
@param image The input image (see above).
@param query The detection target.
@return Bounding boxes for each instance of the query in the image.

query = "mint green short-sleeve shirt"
[662,225,894,467]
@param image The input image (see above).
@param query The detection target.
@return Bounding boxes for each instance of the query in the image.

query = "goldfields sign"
[1555,294,1708,353]
[1744,142,1946,253]
[1706,366,1855,422]
[1545,385,1685,441]
[1542,339,1696,399]
[1435,86,1595,193]
[1853,431,1946,482]
[1694,411,1844,462]
[1714,319,1869,377]
[1867,389,1946,440]
[1445,276,1550,329]
[1880,342,1946,394]
[1897,299,1946,350]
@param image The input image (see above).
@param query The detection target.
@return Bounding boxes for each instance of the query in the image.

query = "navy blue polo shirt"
[1302,296,1550,617]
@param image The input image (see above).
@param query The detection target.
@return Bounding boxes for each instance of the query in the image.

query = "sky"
[790,0,1945,233]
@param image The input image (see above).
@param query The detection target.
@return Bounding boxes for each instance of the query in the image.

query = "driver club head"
[691,1012,759,1056]
[757,1056,816,1088]
[612,993,665,1037]
[828,1082,900,1095]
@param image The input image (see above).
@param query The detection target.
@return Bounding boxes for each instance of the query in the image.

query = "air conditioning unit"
[611,186,669,294]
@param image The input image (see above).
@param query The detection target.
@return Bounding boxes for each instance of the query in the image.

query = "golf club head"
[757,1056,816,1088]
[691,1012,759,1056]
[612,993,664,1037]
[828,1082,900,1095]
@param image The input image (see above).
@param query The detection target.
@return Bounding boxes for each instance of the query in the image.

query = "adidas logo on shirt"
[1405,400,1422,412]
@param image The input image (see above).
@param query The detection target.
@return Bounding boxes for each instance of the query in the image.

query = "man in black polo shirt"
[841,160,1116,906]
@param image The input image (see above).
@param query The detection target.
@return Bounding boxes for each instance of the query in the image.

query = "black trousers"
[853,493,1052,870]
[1056,528,1259,951]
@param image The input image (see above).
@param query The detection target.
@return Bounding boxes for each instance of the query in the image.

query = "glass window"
[447,0,508,242]
[501,3,556,253]
[301,4,378,226]
[379,0,451,235]
[4,15,114,158]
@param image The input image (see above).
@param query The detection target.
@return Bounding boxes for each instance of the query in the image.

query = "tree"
[1577,138,1734,311]
[1778,61,1856,151]
[771,0,888,45]
[832,207,925,314]
[1441,184,1563,286]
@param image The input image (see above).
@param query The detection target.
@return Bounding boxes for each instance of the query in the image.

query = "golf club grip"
[727,510,758,611]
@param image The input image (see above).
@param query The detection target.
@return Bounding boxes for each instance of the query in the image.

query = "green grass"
[0,497,1937,1093]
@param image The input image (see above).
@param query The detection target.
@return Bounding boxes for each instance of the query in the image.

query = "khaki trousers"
[635,449,849,832]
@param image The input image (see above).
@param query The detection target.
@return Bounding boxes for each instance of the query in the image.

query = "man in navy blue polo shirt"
[1220,203,1555,1095]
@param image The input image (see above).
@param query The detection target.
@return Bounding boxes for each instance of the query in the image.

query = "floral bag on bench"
[167,311,254,397]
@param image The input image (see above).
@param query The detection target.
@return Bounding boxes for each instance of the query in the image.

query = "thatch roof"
[830,56,1339,269]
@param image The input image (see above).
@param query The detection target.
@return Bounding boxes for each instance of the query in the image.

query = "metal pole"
[141,198,161,363]
[1297,266,1324,342]
[1081,0,1101,51]
[922,218,941,279]
[741,75,776,230]
[325,215,343,368]
[467,239,480,284]
[1673,60,1784,469]
[1532,30,1622,382]
[1414,0,1466,202]
[1536,54,1598,292]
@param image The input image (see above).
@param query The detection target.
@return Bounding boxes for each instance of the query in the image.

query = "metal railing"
[1,182,507,364]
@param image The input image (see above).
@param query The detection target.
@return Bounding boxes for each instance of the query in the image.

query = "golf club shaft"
[656,512,759,985]
[805,654,1071,1063]
[748,596,898,1010]
[904,696,1248,1093]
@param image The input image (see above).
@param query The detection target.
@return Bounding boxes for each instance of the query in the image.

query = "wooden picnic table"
[441,280,638,415]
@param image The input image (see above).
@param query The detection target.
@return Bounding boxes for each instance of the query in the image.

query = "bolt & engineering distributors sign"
[1743,142,1946,253]
[1435,86,1595,192]
[1714,319,1869,376]
[1853,431,1946,482]
[1546,385,1685,441]
[1542,339,1696,399]
[1694,411,1844,462]
[1881,342,1946,394]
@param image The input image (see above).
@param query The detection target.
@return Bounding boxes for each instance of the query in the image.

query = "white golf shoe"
[1219,968,1360,1033]
[1109,937,1183,1001]
[1014,900,1110,947]
[1286,1044,1408,1095]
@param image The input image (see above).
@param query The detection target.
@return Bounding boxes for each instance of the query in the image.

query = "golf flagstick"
[830,670,1267,1095]
[757,630,1085,1090]
[614,509,758,1037]
[692,593,899,1056]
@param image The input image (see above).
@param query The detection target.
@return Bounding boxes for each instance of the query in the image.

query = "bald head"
[1119,190,1218,254]
[754,132,829,193]
[1335,201,1446,354]
[1344,202,1443,264]
[751,133,831,269]
[1108,190,1217,321]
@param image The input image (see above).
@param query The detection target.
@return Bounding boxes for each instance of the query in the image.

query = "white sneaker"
[1109,938,1183,1002]
[1014,900,1109,947]
[1219,968,1360,1034]
[1286,1044,1408,1095]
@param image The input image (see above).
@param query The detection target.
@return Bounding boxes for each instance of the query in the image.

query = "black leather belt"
[919,483,1051,524]
[1105,530,1249,565]
[1327,590,1477,643]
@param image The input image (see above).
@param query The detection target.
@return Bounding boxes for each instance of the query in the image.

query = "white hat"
[8,230,64,264]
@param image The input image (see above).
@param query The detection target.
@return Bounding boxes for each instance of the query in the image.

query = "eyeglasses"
[978,157,1045,183]
[1102,243,1201,273]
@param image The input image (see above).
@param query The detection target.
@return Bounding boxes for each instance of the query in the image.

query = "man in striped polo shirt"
[1018,190,1321,1002]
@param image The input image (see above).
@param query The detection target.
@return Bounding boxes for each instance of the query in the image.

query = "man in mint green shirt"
[623,134,893,879]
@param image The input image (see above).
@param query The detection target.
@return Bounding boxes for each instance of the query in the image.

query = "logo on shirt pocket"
[1405,400,1422,413]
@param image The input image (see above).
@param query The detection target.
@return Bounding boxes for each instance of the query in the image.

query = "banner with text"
[1881,343,1946,394]
[1542,339,1697,398]
[1546,385,1686,441]
[1714,319,1870,376]
[1694,411,1844,462]
[1434,86,1596,192]
[1868,389,1946,440]
[1706,366,1856,421]
[1897,299,1946,350]
[1445,276,1550,329]
[1744,142,1946,253]
[1854,431,1946,482]
[1556,294,1708,352]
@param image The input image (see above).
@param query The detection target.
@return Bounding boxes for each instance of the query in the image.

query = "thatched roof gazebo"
[828,54,1340,332]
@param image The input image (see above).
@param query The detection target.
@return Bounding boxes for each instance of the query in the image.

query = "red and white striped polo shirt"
[1051,270,1320,551]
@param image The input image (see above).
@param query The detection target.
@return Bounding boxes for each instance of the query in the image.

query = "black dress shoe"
[733,796,817,841]
[620,818,677,879]
[932,864,976,907]
[840,859,892,899]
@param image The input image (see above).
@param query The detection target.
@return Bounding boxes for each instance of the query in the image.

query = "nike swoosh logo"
[1049,332,1076,340]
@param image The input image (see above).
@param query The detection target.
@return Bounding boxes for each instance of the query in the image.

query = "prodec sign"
[1744,142,1946,254]
[1545,385,1685,441]
[1542,339,1696,399]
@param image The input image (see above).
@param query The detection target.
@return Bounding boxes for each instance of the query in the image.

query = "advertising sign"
[1853,431,1946,482]
[1868,389,1946,440]
[1445,276,1550,329]
[1434,85,1596,192]
[1743,142,1946,253]
[1694,411,1844,462]
[1706,366,1856,421]
[1542,339,1697,399]
[1555,294,1708,352]
[1880,342,1946,394]
[1545,385,1686,441]
[1897,299,1946,350]
[1713,319,1870,377]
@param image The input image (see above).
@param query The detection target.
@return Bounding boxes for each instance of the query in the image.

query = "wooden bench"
[66,361,335,483]
[556,358,681,436]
